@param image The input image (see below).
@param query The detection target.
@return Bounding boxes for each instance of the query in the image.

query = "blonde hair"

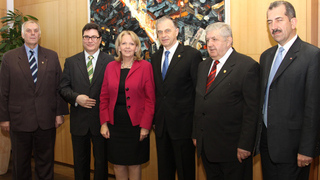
[114,30,142,62]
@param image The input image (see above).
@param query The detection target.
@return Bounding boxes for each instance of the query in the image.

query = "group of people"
[0,1,320,180]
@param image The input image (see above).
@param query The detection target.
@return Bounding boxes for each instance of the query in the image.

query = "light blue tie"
[263,47,284,127]
[162,51,170,80]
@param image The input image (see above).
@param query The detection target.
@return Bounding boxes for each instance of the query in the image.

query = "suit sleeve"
[238,61,260,152]
[139,62,156,130]
[59,58,80,106]
[190,50,203,88]
[298,50,320,157]
[99,65,110,125]
[0,55,10,122]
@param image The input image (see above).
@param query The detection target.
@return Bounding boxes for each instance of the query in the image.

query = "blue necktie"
[29,50,38,84]
[162,51,170,80]
[263,47,284,127]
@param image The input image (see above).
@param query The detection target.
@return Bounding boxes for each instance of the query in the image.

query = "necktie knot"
[88,55,94,61]
[165,51,170,57]
[214,60,220,66]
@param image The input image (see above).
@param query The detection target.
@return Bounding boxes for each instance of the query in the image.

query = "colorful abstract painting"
[90,0,226,60]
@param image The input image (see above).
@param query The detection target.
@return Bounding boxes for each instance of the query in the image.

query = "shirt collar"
[278,34,297,52]
[163,41,179,55]
[84,49,100,61]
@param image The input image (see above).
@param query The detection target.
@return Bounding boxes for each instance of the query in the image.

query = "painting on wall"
[90,0,228,61]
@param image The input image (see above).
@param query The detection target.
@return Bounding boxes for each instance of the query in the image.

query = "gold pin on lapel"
[290,57,293,60]
[42,61,44,64]
[178,55,181,58]
[223,70,227,73]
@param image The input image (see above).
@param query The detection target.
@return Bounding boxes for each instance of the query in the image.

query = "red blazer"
[100,60,155,130]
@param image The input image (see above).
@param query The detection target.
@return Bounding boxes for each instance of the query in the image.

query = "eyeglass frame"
[82,35,101,41]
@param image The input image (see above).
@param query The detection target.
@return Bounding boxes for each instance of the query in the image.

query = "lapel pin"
[290,57,293,60]
[178,55,181,58]
[223,70,226,73]
[42,61,44,64]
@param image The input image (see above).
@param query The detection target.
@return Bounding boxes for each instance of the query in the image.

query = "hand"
[100,123,110,139]
[0,121,10,132]
[55,115,64,128]
[192,139,197,146]
[139,128,149,141]
[297,153,313,167]
[237,148,251,163]
[76,95,96,108]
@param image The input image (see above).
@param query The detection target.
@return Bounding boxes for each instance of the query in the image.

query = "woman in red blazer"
[100,30,155,179]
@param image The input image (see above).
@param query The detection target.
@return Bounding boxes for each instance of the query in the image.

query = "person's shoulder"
[299,40,320,53]
[4,46,23,56]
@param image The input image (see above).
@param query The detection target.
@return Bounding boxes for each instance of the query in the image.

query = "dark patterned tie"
[29,50,38,84]
[206,60,219,93]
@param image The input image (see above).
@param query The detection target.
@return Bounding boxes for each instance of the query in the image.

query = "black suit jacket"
[0,45,69,132]
[59,51,113,136]
[151,43,202,139]
[256,37,320,163]
[192,49,260,162]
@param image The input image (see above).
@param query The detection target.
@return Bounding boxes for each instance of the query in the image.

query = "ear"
[290,17,297,30]
[227,37,233,47]
[175,28,179,37]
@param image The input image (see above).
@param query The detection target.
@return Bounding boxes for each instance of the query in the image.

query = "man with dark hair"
[0,20,69,180]
[256,1,320,179]
[151,15,203,180]
[59,23,114,180]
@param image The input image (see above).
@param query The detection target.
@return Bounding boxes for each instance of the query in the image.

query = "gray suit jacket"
[256,37,320,163]
[59,51,113,136]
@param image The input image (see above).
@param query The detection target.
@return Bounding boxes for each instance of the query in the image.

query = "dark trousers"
[10,127,56,180]
[201,148,252,180]
[260,124,310,180]
[72,131,108,180]
[156,127,195,180]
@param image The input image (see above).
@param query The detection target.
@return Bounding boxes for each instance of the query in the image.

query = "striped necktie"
[87,55,94,83]
[29,50,38,84]
[206,60,219,93]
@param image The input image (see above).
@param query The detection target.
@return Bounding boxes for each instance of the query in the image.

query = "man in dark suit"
[151,16,203,180]
[192,22,260,180]
[0,20,69,180]
[59,23,113,180]
[256,1,320,180]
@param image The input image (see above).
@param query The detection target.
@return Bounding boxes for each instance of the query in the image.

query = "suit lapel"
[91,53,107,85]
[77,52,91,84]
[17,46,36,89]
[198,58,212,96]
[206,50,236,94]
[164,43,183,80]
[127,60,141,79]
[262,46,277,91]
[153,48,164,82]
[35,46,48,92]
[272,38,300,84]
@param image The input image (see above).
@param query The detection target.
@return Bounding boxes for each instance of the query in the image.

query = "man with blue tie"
[256,1,320,180]
[0,20,69,180]
[151,16,202,180]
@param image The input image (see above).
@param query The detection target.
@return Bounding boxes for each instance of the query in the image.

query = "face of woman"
[119,34,138,59]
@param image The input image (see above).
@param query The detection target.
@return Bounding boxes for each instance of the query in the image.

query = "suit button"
[201,128,204,131]
[204,97,207,100]
[126,87,129,91]
[202,113,205,116]
[127,97,130,100]
[127,106,131,109]
[163,96,166,99]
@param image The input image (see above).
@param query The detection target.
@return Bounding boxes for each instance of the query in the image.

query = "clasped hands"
[101,123,149,141]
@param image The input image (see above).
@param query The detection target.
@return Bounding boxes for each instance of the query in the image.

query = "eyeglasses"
[83,35,100,41]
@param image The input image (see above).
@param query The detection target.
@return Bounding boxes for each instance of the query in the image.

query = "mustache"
[272,29,282,34]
